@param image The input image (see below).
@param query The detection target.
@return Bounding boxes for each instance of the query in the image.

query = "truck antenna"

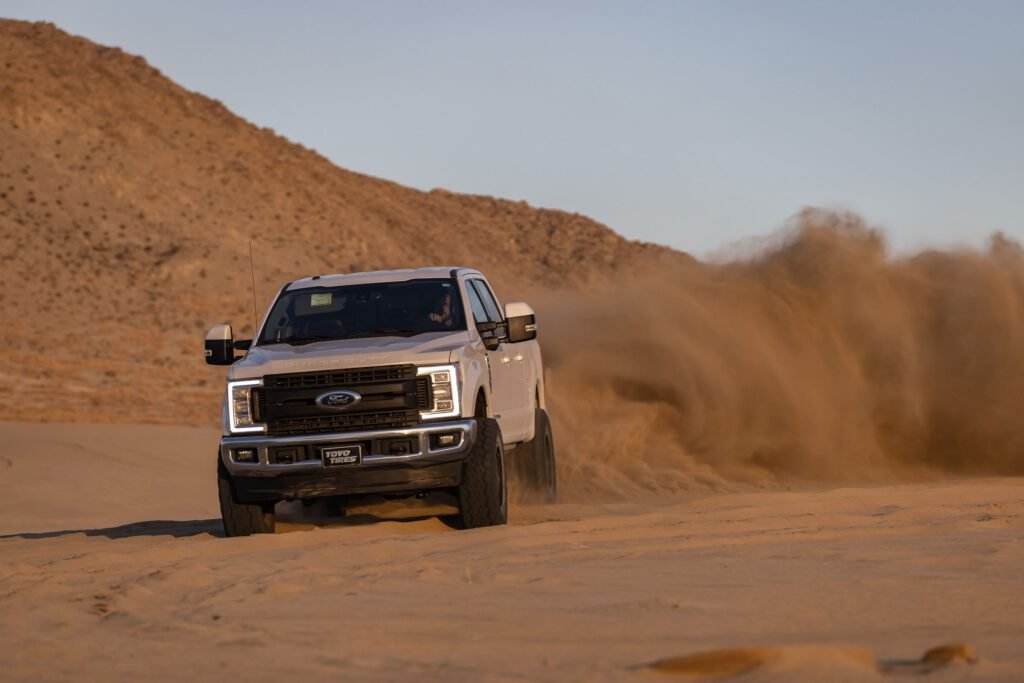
[248,239,259,334]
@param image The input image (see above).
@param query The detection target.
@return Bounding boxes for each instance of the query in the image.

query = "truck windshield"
[258,278,466,346]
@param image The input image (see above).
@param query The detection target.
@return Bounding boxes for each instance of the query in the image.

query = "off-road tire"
[457,418,508,528]
[217,457,276,537]
[513,409,557,504]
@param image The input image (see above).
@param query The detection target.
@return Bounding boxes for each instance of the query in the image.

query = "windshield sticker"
[310,293,332,307]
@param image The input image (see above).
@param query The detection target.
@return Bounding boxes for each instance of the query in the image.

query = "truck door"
[467,279,531,442]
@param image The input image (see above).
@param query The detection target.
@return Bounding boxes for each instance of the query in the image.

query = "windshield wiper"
[343,329,426,339]
[264,335,340,346]
[263,330,427,346]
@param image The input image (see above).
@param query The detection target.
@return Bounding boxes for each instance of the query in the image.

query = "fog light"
[232,448,258,463]
[430,432,460,449]
[386,439,415,455]
[275,448,297,464]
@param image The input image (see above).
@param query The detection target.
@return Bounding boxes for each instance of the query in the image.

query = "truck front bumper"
[219,419,476,501]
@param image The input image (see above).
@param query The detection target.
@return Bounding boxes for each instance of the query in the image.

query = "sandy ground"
[1,422,1023,682]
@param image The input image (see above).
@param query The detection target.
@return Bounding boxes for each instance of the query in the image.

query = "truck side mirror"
[476,320,505,351]
[504,302,537,343]
[205,324,236,365]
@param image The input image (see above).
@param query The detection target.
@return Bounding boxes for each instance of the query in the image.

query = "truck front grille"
[264,365,414,389]
[257,364,430,436]
[267,410,420,436]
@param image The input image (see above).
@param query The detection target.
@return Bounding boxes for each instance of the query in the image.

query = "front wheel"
[457,418,508,528]
[217,458,276,537]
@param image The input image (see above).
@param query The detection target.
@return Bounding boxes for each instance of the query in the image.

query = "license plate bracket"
[321,444,363,467]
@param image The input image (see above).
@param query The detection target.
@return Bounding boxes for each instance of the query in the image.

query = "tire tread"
[458,418,507,528]
[217,459,275,536]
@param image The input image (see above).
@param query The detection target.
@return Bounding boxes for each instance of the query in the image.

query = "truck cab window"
[469,279,503,323]
[465,282,490,325]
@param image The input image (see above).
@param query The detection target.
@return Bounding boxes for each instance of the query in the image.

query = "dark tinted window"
[258,278,465,345]
[469,280,502,322]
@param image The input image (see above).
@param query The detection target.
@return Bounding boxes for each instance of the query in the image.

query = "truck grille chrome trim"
[220,420,477,476]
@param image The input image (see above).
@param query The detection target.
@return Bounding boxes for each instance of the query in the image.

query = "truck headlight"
[417,364,460,420]
[227,379,266,434]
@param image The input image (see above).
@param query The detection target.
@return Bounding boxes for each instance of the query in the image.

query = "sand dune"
[2,422,1022,682]
[0,18,679,426]
[5,19,1024,500]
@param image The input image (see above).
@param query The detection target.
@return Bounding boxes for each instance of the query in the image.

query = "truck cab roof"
[286,267,481,291]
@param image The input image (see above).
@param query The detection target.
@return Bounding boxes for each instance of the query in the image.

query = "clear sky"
[3,0,1022,255]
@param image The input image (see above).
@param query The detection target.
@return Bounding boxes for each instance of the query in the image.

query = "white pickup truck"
[204,267,556,536]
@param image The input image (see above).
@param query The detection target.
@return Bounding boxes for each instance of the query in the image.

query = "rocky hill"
[0,20,678,424]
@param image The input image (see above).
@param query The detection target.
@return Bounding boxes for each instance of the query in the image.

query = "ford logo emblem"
[315,390,362,411]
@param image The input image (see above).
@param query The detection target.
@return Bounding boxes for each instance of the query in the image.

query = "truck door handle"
[501,356,511,364]
[513,353,524,362]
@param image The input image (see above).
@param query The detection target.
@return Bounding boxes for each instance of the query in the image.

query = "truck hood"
[228,331,471,380]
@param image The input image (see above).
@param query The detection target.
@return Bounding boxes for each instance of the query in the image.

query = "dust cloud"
[540,210,1024,499]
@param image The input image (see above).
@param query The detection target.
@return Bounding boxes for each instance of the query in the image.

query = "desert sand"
[2,421,1022,682]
